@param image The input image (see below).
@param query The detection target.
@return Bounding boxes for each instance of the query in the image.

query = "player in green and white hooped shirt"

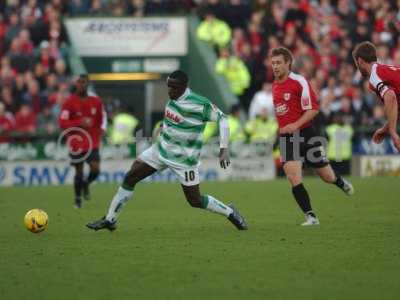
[86,70,248,231]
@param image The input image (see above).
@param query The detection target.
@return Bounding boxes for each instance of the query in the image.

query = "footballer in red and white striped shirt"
[270,47,354,226]
[353,41,400,151]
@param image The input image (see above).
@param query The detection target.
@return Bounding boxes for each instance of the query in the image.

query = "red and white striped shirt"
[368,63,400,120]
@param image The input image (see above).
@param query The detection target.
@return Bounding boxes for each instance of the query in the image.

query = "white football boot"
[301,214,320,226]
[342,178,354,196]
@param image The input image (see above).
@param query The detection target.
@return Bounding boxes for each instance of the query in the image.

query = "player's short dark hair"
[352,41,377,63]
[168,70,188,85]
[271,47,293,68]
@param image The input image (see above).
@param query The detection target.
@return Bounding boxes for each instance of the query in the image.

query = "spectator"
[110,106,139,145]
[68,0,90,16]
[21,0,43,22]
[326,114,354,175]
[50,84,69,121]
[1,85,19,113]
[22,79,47,114]
[5,12,21,45]
[248,82,274,120]
[369,105,386,127]
[227,104,245,142]
[12,73,27,105]
[0,101,14,143]
[54,58,68,83]
[0,13,6,55]
[18,29,34,55]
[202,0,225,20]
[14,104,37,135]
[231,28,247,58]
[245,108,277,143]
[37,105,57,135]
[37,40,55,72]
[7,37,32,73]
[215,48,250,96]
[127,0,146,17]
[34,62,47,89]
[197,11,231,48]
[224,0,251,30]
[44,72,58,103]
[89,0,106,16]
[0,56,15,86]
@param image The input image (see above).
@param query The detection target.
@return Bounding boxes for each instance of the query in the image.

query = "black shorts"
[279,126,329,169]
[69,149,100,166]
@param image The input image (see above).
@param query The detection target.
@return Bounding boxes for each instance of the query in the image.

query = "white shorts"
[138,144,200,186]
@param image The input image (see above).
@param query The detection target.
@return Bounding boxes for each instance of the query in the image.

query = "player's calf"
[73,173,84,208]
[332,169,354,195]
[181,186,202,208]
[316,165,354,196]
[83,169,100,200]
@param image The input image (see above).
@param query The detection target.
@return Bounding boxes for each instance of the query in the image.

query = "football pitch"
[1,177,399,300]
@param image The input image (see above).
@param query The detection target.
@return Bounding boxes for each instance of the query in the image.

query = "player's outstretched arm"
[382,90,400,150]
[383,90,398,135]
[218,116,230,169]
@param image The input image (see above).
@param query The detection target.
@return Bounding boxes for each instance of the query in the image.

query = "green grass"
[1,177,400,300]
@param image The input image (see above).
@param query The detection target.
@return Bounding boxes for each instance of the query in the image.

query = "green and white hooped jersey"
[158,88,226,168]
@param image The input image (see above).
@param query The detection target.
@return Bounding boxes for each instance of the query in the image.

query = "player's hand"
[372,127,388,144]
[279,123,298,134]
[219,148,230,169]
[390,132,400,151]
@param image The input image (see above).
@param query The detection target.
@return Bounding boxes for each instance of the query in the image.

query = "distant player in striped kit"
[86,70,248,231]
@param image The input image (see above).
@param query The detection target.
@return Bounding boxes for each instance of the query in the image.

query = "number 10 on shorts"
[185,170,196,182]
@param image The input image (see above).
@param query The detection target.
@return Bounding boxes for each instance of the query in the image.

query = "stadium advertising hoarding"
[358,155,400,177]
[353,137,399,155]
[0,158,275,187]
[0,142,135,161]
[65,17,188,57]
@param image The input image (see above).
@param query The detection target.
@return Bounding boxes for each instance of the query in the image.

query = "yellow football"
[24,209,49,233]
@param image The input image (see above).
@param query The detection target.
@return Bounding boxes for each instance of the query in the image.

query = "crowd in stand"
[1,0,398,145]
[195,0,399,132]
[0,0,196,143]
[0,0,71,142]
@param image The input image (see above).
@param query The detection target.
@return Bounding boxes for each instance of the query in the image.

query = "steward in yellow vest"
[197,12,232,48]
